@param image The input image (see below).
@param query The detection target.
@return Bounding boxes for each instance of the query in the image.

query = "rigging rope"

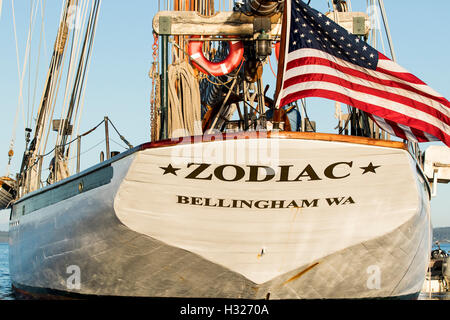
[167,58,203,138]
[7,0,39,176]
[31,0,47,129]
[22,0,74,193]
[21,118,105,175]
[27,0,41,128]
[47,0,101,177]
[57,0,90,147]
[107,118,133,149]
[57,0,88,138]
[71,0,101,159]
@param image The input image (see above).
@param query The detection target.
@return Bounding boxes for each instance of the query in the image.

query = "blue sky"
[0,0,449,231]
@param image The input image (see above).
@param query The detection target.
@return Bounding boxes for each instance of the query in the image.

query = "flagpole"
[274,0,288,107]
[272,0,289,129]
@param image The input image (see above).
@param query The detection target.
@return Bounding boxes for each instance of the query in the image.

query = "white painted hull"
[8,135,431,299]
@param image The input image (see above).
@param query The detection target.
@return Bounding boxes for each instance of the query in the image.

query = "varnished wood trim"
[141,131,408,151]
[152,11,282,36]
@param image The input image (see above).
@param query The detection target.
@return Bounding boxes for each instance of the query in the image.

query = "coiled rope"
[167,58,202,138]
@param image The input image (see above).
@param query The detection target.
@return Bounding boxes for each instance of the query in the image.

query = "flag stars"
[287,4,379,70]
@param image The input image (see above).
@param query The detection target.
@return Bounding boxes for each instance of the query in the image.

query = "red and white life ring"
[188,36,244,77]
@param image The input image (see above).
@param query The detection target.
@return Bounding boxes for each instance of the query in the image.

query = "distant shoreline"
[432,227,450,244]
[0,231,8,243]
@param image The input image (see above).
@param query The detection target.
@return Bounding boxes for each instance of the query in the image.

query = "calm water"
[0,243,14,300]
[1,242,450,300]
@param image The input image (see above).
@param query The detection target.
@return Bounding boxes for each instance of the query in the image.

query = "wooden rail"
[141,131,408,151]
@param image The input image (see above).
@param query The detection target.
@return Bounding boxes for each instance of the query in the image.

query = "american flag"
[276,0,450,147]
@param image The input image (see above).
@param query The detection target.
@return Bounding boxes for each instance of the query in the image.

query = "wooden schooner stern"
[6,0,449,300]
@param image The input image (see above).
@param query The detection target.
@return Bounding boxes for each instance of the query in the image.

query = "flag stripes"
[276,0,450,147]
